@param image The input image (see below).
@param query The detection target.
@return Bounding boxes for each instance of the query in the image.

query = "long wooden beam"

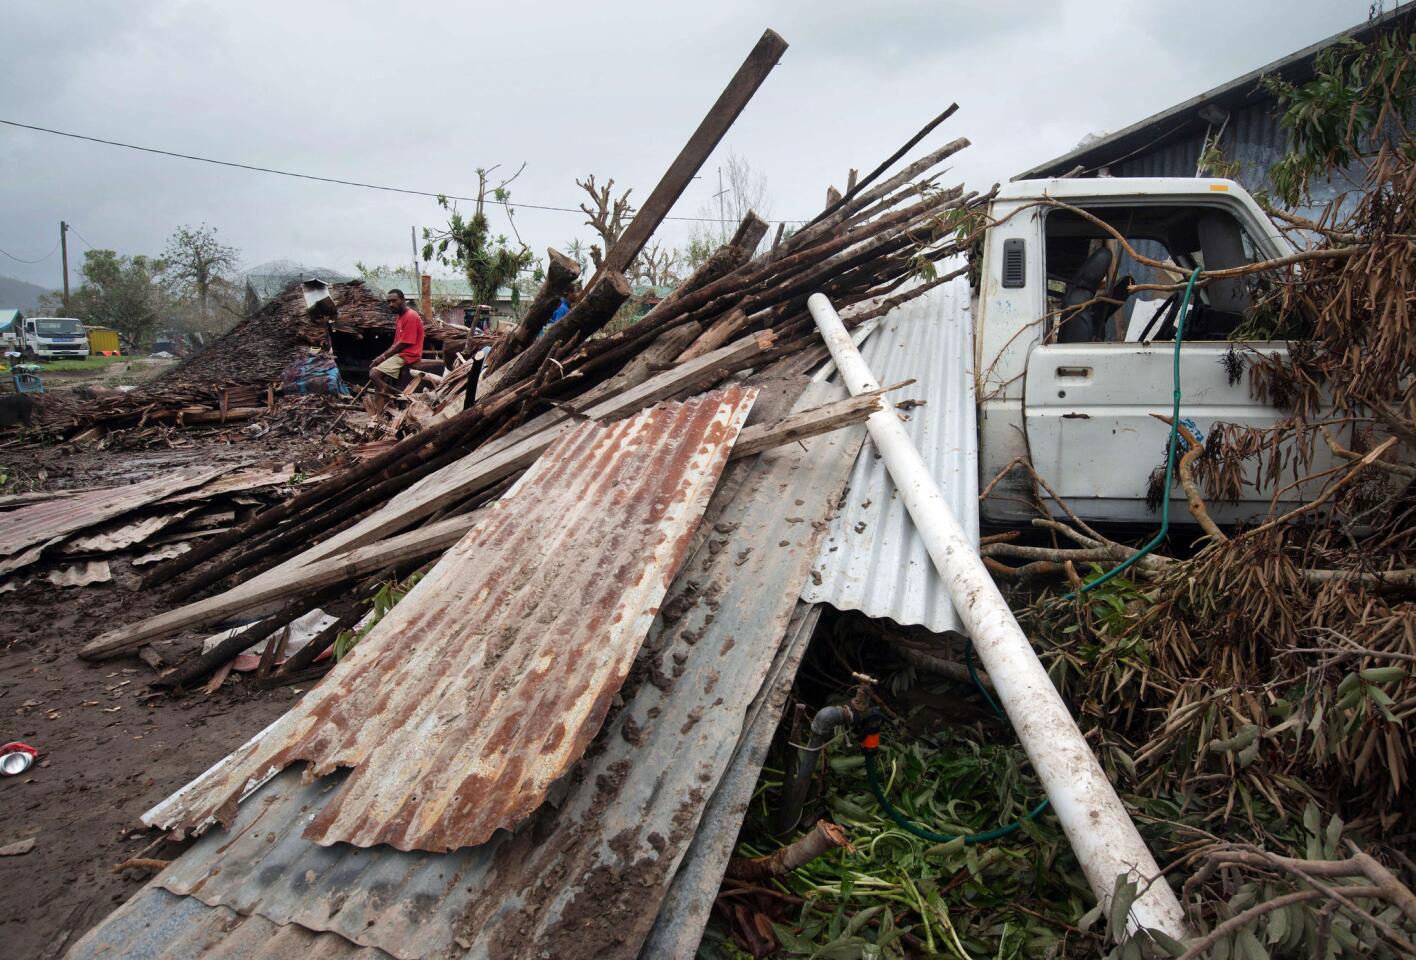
[597,29,788,277]
[80,514,478,660]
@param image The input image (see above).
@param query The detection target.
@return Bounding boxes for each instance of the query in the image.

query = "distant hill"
[0,275,53,312]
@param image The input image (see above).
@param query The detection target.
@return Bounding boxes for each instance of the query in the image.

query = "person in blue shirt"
[539,286,577,338]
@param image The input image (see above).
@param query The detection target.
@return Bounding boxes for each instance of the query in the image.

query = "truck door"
[1022,200,1335,525]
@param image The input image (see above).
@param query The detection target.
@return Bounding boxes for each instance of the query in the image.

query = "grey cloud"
[0,0,1376,293]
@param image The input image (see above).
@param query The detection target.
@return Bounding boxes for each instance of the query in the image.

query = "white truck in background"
[16,316,90,360]
[971,177,1339,527]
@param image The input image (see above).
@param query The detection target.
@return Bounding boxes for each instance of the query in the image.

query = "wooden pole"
[486,248,580,371]
[420,273,433,325]
[595,29,788,278]
[484,271,630,391]
[60,221,70,311]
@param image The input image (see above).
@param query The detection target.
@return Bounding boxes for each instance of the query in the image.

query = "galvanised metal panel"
[61,508,198,554]
[639,602,822,959]
[148,382,863,960]
[145,388,757,852]
[0,468,223,571]
[66,885,389,960]
[801,277,978,635]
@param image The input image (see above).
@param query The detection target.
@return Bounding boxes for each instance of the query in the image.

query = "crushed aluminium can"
[0,743,38,776]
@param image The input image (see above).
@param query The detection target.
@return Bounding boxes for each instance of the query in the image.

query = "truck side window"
[1043,204,1259,343]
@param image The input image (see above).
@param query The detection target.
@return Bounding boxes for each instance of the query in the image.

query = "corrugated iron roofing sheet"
[134,382,862,960]
[801,276,979,635]
[0,468,223,569]
[640,602,823,959]
[43,559,112,587]
[66,885,387,960]
[61,508,198,554]
[161,466,296,503]
[145,388,756,852]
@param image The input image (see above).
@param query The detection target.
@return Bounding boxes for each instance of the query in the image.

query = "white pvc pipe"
[808,293,1187,938]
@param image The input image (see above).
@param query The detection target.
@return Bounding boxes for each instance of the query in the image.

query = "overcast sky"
[0,0,1377,292]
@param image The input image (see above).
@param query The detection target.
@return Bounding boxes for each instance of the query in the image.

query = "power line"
[67,225,94,249]
[0,238,60,264]
[1,118,805,225]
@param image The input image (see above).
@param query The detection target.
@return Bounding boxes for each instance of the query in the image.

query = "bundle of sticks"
[84,31,988,669]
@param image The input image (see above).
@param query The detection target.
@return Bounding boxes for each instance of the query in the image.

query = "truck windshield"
[35,319,83,336]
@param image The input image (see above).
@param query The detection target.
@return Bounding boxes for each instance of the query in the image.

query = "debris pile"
[26,281,455,440]
[64,29,999,960]
[24,22,1416,960]
[0,465,308,593]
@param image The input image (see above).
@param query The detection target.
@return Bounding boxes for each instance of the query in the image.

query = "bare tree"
[632,240,681,288]
[162,223,240,323]
[711,153,772,244]
[576,175,635,269]
[685,152,773,268]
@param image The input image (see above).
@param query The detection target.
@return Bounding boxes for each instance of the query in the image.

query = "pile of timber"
[83,30,983,684]
[25,281,453,439]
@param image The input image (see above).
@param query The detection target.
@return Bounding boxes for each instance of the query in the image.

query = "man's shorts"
[374,355,407,377]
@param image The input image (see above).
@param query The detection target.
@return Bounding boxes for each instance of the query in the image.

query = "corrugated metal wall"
[1107,98,1358,214]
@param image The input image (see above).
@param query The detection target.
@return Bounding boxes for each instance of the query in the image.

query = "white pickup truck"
[972,177,1334,527]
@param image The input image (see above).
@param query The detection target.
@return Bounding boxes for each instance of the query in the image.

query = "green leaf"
[1077,902,1105,932]
[770,922,819,956]
[844,905,884,937]
[1323,814,1342,859]
[1235,927,1270,960]
[1358,666,1406,684]
[1146,928,1188,957]
[1109,876,1140,935]
[1264,902,1287,944]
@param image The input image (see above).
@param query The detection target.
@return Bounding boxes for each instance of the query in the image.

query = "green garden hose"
[858,645,1049,846]
[1066,266,1203,600]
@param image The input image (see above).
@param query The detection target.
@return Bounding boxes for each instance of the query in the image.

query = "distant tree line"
[39,223,242,348]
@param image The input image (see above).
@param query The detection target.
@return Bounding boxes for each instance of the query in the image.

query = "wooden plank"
[80,514,479,660]
[675,307,752,364]
[597,30,788,277]
[730,391,883,460]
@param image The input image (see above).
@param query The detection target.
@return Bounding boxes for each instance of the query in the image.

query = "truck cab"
[22,316,90,360]
[974,177,1333,527]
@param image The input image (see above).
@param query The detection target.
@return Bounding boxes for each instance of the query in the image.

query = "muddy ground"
[0,581,312,959]
[0,412,357,958]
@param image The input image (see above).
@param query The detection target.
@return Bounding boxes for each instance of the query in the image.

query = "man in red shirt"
[369,289,425,395]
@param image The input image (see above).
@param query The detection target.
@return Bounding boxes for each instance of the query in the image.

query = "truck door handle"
[1055,366,1091,379]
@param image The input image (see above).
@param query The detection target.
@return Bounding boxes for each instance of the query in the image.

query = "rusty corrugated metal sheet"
[0,468,223,568]
[66,885,387,960]
[144,388,757,852]
[127,382,862,960]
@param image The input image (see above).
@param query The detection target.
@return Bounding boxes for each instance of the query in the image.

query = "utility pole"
[60,221,71,312]
[410,226,420,292]
[716,167,727,245]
